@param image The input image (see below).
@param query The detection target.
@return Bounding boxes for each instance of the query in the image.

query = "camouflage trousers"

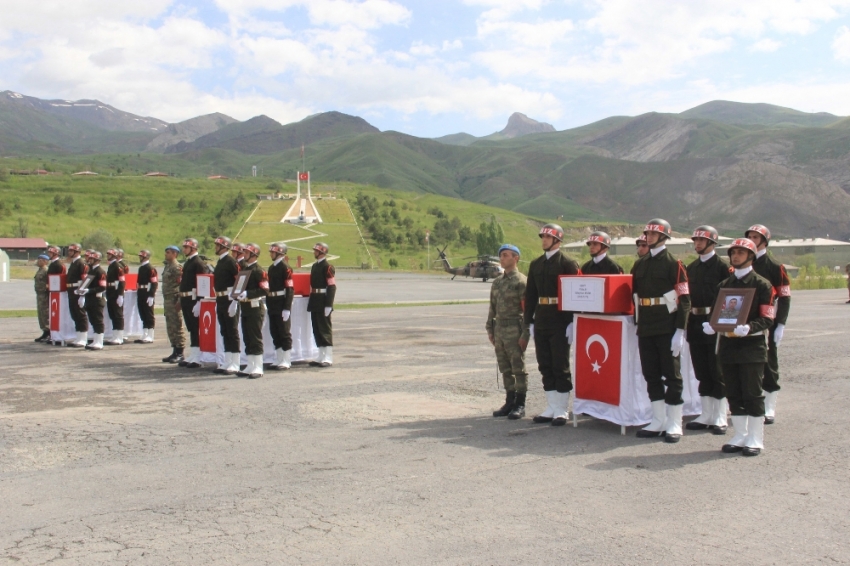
[493,320,528,393]
[36,292,49,332]
[163,295,186,349]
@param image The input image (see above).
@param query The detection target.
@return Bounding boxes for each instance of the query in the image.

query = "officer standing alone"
[235,244,269,379]
[267,242,295,371]
[524,224,580,426]
[487,244,530,420]
[135,249,158,344]
[308,242,336,367]
[161,245,186,363]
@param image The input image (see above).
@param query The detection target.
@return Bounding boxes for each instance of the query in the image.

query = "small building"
[207,175,228,180]
[742,238,850,268]
[72,171,98,176]
[0,237,48,261]
[0,249,9,282]
[145,171,169,177]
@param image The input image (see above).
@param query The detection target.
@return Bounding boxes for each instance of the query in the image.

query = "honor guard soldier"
[267,242,295,371]
[685,226,731,434]
[745,224,790,425]
[308,242,336,367]
[79,250,108,350]
[211,236,241,375]
[179,238,206,368]
[34,254,50,342]
[232,242,247,269]
[581,231,624,275]
[524,224,580,426]
[486,244,530,420]
[104,248,128,345]
[635,234,649,258]
[702,238,775,456]
[632,219,691,442]
[235,243,269,378]
[161,245,186,363]
[44,245,66,345]
[134,249,158,344]
[65,243,90,348]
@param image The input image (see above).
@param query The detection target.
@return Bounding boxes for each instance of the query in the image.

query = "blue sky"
[2,0,850,137]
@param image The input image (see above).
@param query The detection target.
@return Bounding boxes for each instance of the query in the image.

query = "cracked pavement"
[1,285,849,565]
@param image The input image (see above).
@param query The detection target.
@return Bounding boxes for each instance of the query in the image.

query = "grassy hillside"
[679,100,843,128]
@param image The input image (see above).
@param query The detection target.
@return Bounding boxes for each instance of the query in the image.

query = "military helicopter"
[436,246,504,282]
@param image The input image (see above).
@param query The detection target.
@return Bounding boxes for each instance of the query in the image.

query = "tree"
[82,229,116,254]
[15,218,28,238]
[476,218,505,256]
[177,197,187,210]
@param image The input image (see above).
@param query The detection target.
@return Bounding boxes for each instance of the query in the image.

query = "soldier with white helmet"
[135,249,158,344]
[308,242,336,367]
[580,231,623,275]
[267,242,295,371]
[702,238,775,456]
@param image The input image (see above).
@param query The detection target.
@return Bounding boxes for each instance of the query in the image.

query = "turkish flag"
[299,172,309,181]
[199,300,218,353]
[49,292,61,331]
[575,317,622,406]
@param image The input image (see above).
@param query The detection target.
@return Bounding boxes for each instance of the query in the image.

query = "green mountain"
[679,100,842,128]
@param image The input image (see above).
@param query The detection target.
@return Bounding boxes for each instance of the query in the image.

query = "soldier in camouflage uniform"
[486,244,530,420]
[34,254,50,342]
[161,245,186,363]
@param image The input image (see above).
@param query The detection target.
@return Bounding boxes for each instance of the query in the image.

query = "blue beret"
[165,245,180,252]
[498,244,521,256]
[37,254,50,260]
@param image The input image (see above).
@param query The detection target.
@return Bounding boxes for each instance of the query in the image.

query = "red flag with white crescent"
[49,292,61,331]
[299,172,309,181]
[199,300,218,353]
[575,317,622,406]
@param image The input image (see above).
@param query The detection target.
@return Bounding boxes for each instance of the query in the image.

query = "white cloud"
[751,38,782,52]
[834,25,850,60]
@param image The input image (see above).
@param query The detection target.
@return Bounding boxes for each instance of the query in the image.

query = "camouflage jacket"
[34,266,49,294]
[486,270,530,340]
[161,259,183,299]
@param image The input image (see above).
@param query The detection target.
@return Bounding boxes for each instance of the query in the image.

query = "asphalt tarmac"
[1,285,849,565]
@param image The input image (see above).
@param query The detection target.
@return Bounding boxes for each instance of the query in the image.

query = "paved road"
[1,290,849,564]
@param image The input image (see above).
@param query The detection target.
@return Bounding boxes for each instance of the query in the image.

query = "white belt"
[268,290,288,297]
[138,284,151,290]
[67,282,81,288]
[108,282,120,288]
[312,289,327,294]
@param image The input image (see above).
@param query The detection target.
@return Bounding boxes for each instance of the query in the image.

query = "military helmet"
[182,237,199,250]
[727,238,758,256]
[644,219,672,238]
[745,224,771,245]
[313,242,329,254]
[539,223,564,242]
[214,236,232,250]
[244,243,261,257]
[86,249,102,261]
[116,248,125,258]
[46,245,61,256]
[691,225,719,244]
[106,248,119,258]
[67,243,82,254]
[635,234,647,245]
[498,244,521,256]
[586,231,611,248]
[269,242,288,256]
[138,249,152,260]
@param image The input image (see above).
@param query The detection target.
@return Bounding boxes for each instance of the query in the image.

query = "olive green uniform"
[631,248,691,404]
[162,258,185,349]
[239,262,269,356]
[580,254,623,275]
[686,253,730,399]
[486,270,531,394]
[34,266,49,332]
[308,259,336,347]
[752,252,791,393]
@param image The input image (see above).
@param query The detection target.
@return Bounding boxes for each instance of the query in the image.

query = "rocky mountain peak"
[499,112,556,138]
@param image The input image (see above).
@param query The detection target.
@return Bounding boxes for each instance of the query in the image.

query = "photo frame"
[230,272,250,299]
[709,288,756,332]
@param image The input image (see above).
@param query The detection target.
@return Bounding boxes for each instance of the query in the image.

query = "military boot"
[508,393,526,420]
[162,347,181,363]
[34,330,50,343]
[493,391,516,417]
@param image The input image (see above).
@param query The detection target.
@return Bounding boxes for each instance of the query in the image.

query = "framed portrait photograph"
[709,288,755,332]
[230,272,250,299]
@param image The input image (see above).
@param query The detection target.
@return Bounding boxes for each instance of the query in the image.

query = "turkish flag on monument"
[49,292,61,332]
[575,317,622,406]
[299,172,309,181]
[199,300,218,353]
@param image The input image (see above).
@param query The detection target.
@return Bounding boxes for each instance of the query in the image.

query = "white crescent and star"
[202,310,212,335]
[585,334,609,374]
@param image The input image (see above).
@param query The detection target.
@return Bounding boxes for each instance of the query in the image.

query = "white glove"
[192,302,201,317]
[237,291,247,301]
[146,297,154,307]
[702,322,716,335]
[565,322,574,345]
[282,310,291,322]
[324,306,332,317]
[228,300,238,317]
[75,289,85,296]
[116,295,124,308]
[529,323,534,337]
[773,323,784,347]
[78,296,85,308]
[733,324,750,337]
[670,328,685,357]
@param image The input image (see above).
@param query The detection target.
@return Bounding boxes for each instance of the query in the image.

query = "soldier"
[232,242,247,269]
[44,245,66,345]
[235,243,269,378]
[103,248,128,345]
[33,254,50,342]
[702,238,775,456]
[161,245,186,363]
[267,242,295,371]
[581,231,624,275]
[846,263,850,304]
[636,234,649,258]
[134,249,158,344]
[178,238,206,369]
[65,243,89,348]
[78,250,107,350]
[684,225,731,434]
[308,242,336,367]
[524,224,580,426]
[745,224,790,425]
[211,236,241,375]
[486,244,530,420]
[632,219,691,443]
